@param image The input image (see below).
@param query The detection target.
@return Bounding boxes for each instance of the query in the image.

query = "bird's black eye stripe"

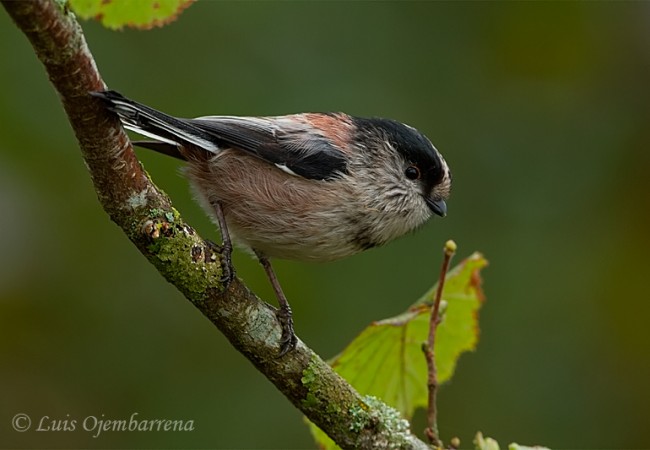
[405,165,420,180]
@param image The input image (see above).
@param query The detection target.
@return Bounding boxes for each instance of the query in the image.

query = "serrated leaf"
[69,0,194,30]
[331,252,486,416]
[307,252,487,448]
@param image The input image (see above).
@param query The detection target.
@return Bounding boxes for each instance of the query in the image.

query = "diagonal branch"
[2,1,428,448]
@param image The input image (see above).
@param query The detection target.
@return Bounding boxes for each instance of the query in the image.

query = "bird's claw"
[205,239,235,286]
[276,306,297,357]
[219,247,235,286]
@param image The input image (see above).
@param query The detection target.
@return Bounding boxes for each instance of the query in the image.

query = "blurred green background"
[2,2,649,449]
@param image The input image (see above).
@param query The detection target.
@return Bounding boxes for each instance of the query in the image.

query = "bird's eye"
[405,165,420,180]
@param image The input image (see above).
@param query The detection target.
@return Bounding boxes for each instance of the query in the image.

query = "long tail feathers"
[131,140,187,160]
[90,90,220,153]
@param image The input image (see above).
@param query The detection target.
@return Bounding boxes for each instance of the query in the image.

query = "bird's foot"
[205,239,235,286]
[276,305,297,357]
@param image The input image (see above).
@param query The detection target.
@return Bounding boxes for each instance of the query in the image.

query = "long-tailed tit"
[92,90,452,356]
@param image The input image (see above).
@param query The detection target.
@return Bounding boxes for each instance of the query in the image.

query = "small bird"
[92,90,452,356]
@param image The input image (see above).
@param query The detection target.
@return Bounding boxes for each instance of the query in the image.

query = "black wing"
[92,90,348,181]
[189,116,348,180]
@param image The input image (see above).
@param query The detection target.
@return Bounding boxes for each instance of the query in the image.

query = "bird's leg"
[211,201,234,285]
[255,251,297,356]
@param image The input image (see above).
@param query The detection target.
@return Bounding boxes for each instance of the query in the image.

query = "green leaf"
[475,433,552,450]
[307,252,487,448]
[508,443,552,450]
[308,421,337,450]
[69,0,194,30]
[475,432,501,450]
[331,252,486,416]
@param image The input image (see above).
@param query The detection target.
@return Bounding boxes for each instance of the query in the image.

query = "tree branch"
[2,1,429,448]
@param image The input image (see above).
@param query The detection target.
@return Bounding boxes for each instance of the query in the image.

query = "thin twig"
[424,240,457,447]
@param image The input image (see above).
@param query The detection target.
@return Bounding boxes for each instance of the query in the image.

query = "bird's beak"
[425,198,447,217]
